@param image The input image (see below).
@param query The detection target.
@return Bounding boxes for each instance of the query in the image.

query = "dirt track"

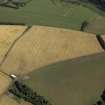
[0,25,104,75]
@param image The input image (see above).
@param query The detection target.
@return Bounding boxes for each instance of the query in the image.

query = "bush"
[80,21,88,31]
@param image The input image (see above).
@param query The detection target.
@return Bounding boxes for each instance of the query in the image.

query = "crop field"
[0,25,104,75]
[0,0,105,34]
[0,0,104,104]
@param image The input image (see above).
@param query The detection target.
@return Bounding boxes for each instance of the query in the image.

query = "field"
[0,25,31,105]
[0,25,27,65]
[0,25,104,105]
[85,15,105,34]
[24,52,105,105]
[0,1,104,104]
[0,25,104,75]
[0,0,105,34]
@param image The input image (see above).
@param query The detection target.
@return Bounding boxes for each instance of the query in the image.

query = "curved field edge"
[0,25,104,75]
[23,52,105,105]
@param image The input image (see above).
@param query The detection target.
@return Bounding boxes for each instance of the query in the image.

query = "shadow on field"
[24,52,105,105]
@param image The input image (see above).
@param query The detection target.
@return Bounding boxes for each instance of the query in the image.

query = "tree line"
[9,80,51,105]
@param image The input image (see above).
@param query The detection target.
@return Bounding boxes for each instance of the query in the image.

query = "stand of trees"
[89,0,105,11]
[9,80,51,105]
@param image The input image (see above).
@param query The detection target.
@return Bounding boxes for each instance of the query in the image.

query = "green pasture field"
[23,52,105,105]
[0,0,105,34]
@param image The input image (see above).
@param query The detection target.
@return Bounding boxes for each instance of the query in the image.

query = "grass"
[23,52,105,105]
[0,0,105,34]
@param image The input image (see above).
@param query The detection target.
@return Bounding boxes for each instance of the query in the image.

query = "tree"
[80,21,88,31]
[9,80,51,105]
[96,34,105,50]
